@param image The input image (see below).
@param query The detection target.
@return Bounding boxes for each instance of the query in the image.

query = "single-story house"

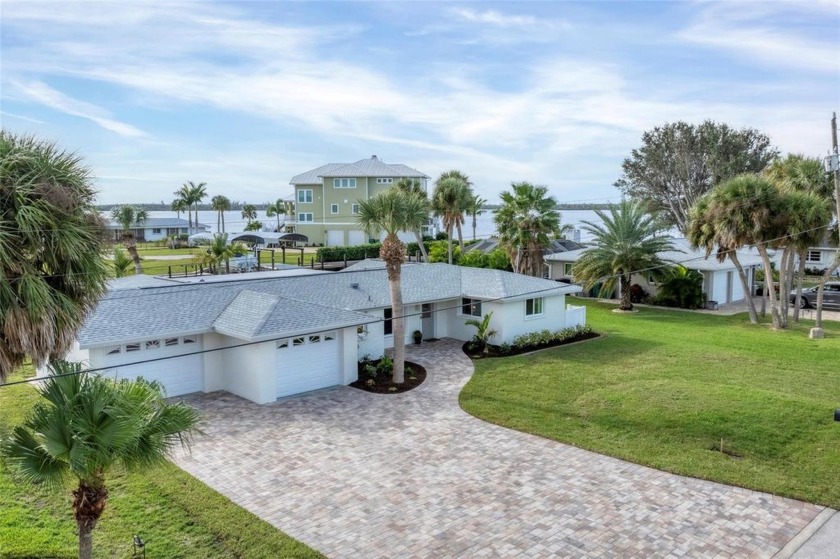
[545,238,764,305]
[106,218,211,242]
[77,262,585,404]
[799,246,839,273]
[465,237,585,257]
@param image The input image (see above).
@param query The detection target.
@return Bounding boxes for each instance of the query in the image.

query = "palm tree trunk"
[757,245,781,329]
[381,234,405,383]
[221,212,225,233]
[456,221,464,253]
[620,274,633,311]
[793,248,806,322]
[123,233,143,275]
[728,251,757,324]
[413,230,429,261]
[472,214,477,241]
[780,247,794,328]
[73,477,107,559]
[447,224,453,265]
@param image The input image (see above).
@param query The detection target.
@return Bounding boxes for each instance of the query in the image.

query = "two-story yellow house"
[289,155,430,246]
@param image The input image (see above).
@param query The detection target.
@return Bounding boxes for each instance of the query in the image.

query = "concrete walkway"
[174,339,831,558]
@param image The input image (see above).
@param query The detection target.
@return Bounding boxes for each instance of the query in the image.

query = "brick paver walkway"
[174,339,826,558]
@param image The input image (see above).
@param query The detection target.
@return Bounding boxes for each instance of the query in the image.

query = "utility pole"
[811,112,840,337]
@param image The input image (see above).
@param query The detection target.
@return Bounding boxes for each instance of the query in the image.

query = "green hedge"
[315,240,432,262]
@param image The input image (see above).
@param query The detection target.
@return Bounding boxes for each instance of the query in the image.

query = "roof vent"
[371,155,377,160]
[351,282,359,289]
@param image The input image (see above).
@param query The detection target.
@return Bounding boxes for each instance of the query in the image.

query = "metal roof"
[289,157,428,184]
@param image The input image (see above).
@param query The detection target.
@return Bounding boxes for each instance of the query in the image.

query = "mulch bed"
[349,359,427,394]
[462,331,600,359]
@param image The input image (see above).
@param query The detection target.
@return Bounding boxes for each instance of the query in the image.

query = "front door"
[421,303,434,339]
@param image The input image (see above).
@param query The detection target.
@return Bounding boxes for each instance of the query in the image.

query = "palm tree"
[356,187,429,383]
[111,205,148,275]
[187,181,207,234]
[1,362,200,559]
[395,177,431,260]
[265,198,287,232]
[198,233,245,274]
[574,200,675,311]
[173,184,193,235]
[466,193,487,241]
[241,203,257,226]
[0,131,110,380]
[210,195,231,233]
[112,247,133,278]
[432,174,472,264]
[171,197,188,221]
[465,311,498,356]
[494,182,561,277]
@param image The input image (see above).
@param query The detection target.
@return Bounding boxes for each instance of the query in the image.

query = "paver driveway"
[175,339,826,558]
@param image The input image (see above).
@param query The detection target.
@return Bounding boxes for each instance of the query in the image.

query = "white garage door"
[276,331,341,398]
[326,230,344,246]
[101,336,204,397]
[348,230,366,246]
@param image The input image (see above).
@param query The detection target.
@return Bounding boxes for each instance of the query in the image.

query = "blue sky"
[2,1,838,205]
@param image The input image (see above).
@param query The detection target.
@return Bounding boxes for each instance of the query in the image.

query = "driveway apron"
[174,339,825,558]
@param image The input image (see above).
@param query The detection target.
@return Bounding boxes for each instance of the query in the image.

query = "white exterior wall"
[220,339,276,404]
[359,310,385,360]
[339,327,359,384]
[436,298,476,341]
[202,332,225,393]
[710,270,728,303]
[491,295,567,344]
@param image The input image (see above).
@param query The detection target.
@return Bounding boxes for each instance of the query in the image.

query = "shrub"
[511,324,593,351]
[498,343,512,355]
[435,231,448,240]
[629,284,647,304]
[377,356,393,377]
[317,243,382,263]
[655,266,705,309]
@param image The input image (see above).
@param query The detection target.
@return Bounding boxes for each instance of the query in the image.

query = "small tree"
[1,362,200,559]
[112,247,133,278]
[654,266,705,309]
[465,312,498,355]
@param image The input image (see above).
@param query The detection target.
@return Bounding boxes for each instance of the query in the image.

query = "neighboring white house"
[106,218,211,242]
[77,262,585,404]
[800,246,840,272]
[544,238,764,305]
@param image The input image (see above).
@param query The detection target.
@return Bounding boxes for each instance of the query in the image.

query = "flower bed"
[463,324,597,358]
[350,356,427,394]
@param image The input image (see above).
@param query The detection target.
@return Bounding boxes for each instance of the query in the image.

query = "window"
[461,298,482,317]
[277,339,289,349]
[376,178,393,184]
[106,346,121,355]
[330,203,339,214]
[292,337,305,346]
[384,308,393,336]
[351,203,360,214]
[182,336,196,344]
[324,332,336,341]
[309,335,321,344]
[298,189,313,203]
[333,178,356,188]
[126,343,141,352]
[806,250,822,262]
[145,340,161,350]
[152,228,161,234]
[564,263,574,276]
[298,213,314,222]
[165,338,179,347]
[526,297,544,316]
[421,303,432,318]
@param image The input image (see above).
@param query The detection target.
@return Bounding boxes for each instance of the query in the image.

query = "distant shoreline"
[97,203,613,211]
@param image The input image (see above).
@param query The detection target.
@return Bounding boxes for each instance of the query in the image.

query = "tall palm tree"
[356,187,429,383]
[432,175,472,264]
[494,182,561,277]
[1,362,200,559]
[210,195,231,233]
[0,131,110,380]
[187,181,207,234]
[171,198,188,221]
[265,198,287,232]
[434,170,473,255]
[466,193,487,241]
[241,203,257,225]
[395,177,431,260]
[173,184,193,235]
[574,200,675,311]
[111,205,148,275]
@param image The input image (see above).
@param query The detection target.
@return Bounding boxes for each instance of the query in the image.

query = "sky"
[1,1,839,206]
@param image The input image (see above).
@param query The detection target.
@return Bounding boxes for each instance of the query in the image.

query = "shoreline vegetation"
[96,202,614,212]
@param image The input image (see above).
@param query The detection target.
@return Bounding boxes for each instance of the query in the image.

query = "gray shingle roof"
[290,157,428,184]
[78,262,581,348]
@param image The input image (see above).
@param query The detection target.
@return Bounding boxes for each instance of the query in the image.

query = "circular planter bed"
[350,358,427,394]
[463,331,600,359]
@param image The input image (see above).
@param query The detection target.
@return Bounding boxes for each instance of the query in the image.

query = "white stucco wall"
[202,332,225,393]
[339,327,359,384]
[359,309,386,359]
[490,295,568,344]
[220,339,276,404]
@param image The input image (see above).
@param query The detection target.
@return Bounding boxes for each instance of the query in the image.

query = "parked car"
[790,282,840,308]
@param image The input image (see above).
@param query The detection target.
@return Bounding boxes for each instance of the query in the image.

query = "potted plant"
[412,330,422,344]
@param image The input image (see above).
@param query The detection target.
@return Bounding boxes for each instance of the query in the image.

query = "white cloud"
[0,110,45,124]
[451,8,538,27]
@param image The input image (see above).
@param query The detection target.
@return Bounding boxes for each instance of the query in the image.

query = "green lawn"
[0,366,323,559]
[460,299,840,509]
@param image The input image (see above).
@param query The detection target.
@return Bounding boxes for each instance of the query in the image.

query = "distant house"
[465,237,586,276]
[106,218,211,242]
[289,155,432,247]
[801,246,840,272]
[545,238,764,305]
[77,262,585,404]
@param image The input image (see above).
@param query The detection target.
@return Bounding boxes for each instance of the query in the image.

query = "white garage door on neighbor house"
[276,331,341,398]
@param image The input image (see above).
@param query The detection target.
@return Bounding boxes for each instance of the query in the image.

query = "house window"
[298,189,313,203]
[106,346,121,355]
[526,298,544,316]
[461,298,482,317]
[330,204,339,214]
[324,332,336,341]
[164,338,179,347]
[126,343,141,352]
[384,308,393,336]
[298,213,314,222]
[152,228,161,234]
[351,203,360,214]
[145,340,161,350]
[292,337,305,346]
[333,178,357,188]
[376,178,393,184]
[806,250,821,262]
[564,263,574,276]
[182,336,196,344]
[309,335,321,344]
[277,339,289,349]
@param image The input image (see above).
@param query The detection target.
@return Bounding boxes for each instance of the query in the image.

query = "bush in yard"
[629,284,647,304]
[655,266,706,309]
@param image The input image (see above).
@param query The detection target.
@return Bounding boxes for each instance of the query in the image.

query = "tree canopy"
[494,182,560,277]
[615,120,779,233]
